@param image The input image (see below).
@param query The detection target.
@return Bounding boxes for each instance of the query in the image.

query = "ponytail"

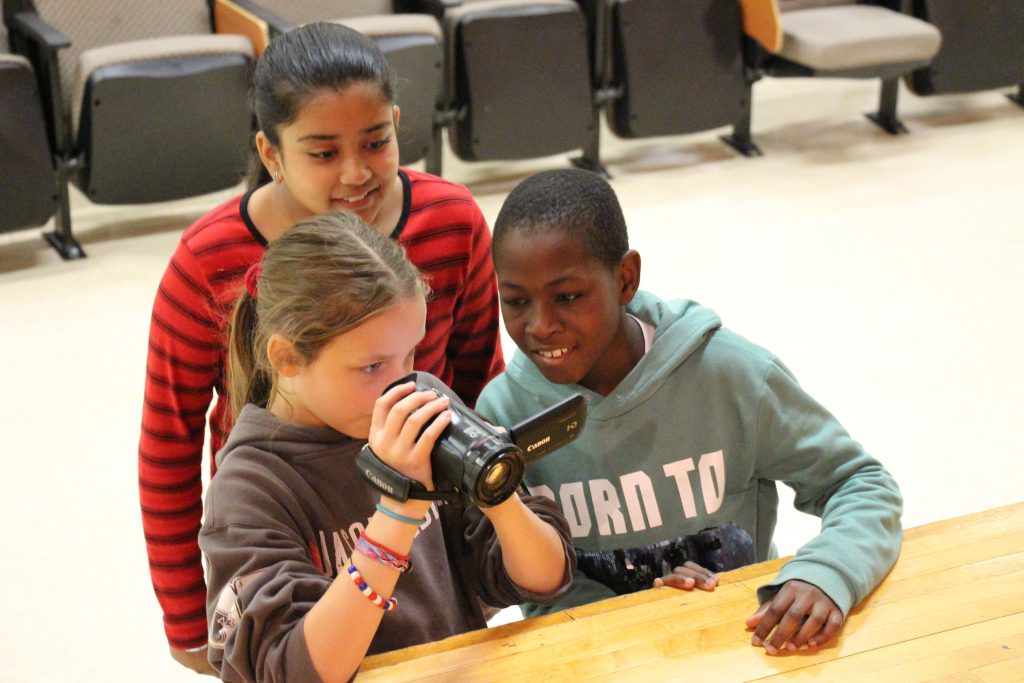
[227,290,272,421]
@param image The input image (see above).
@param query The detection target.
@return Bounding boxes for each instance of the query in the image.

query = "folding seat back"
[591,0,748,141]
[5,0,253,257]
[26,0,253,204]
[219,0,443,165]
[902,0,1024,99]
[440,0,594,165]
[0,24,57,234]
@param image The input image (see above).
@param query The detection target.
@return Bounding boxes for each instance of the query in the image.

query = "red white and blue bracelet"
[347,563,398,612]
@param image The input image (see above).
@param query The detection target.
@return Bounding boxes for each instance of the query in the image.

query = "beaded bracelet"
[375,503,425,526]
[355,533,412,574]
[347,563,398,612]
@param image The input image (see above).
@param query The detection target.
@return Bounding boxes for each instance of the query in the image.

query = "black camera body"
[357,372,586,507]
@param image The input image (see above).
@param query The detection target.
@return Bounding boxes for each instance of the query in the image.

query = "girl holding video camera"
[201,211,572,682]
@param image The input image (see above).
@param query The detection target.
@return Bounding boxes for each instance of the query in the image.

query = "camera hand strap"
[356,444,459,504]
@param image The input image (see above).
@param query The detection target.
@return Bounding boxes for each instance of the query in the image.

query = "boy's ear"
[267,333,303,377]
[617,249,642,305]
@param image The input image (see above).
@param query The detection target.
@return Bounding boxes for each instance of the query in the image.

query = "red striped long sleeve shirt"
[139,169,504,649]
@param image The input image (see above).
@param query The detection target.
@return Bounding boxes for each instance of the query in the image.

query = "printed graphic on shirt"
[527,450,726,539]
[209,569,270,650]
[575,522,755,595]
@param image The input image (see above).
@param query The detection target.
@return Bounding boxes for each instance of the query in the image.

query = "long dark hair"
[246,22,398,188]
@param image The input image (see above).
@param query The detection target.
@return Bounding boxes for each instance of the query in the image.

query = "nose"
[525,301,561,340]
[339,152,371,186]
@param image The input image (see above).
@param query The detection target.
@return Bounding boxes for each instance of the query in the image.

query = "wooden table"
[359,502,1024,681]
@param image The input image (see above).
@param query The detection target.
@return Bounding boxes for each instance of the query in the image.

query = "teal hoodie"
[477,291,902,617]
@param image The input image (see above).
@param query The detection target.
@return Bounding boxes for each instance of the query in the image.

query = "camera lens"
[484,461,511,489]
[470,449,524,507]
[384,372,529,507]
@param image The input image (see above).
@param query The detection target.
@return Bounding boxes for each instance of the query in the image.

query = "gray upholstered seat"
[779,5,940,73]
[0,27,57,236]
[425,0,594,174]
[571,0,753,168]
[727,0,942,154]
[5,0,254,259]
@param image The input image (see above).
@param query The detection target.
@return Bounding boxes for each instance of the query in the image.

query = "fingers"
[414,397,453,452]
[654,574,695,590]
[784,604,826,652]
[751,590,806,655]
[369,383,452,489]
[373,387,449,452]
[653,561,717,592]
[749,581,844,655]
[681,561,718,590]
[808,609,843,649]
[372,381,416,433]
[384,389,450,444]
[745,599,769,629]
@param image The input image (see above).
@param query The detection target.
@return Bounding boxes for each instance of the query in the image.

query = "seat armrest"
[213,0,295,46]
[9,11,70,52]
[857,0,902,9]
[9,11,73,152]
[737,0,783,53]
[404,0,463,20]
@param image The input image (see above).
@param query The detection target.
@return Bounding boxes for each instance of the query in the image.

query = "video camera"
[357,372,586,507]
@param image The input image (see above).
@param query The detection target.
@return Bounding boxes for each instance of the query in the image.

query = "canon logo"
[526,435,551,452]
[364,468,394,495]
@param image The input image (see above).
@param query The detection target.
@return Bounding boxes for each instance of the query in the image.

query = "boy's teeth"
[342,190,369,202]
[539,348,568,359]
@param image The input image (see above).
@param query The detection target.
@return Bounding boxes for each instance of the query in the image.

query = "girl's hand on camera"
[369,381,450,508]
[653,561,718,591]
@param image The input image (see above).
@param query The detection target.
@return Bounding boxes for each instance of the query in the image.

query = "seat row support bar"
[866,77,908,135]
[44,155,84,260]
[1008,84,1024,107]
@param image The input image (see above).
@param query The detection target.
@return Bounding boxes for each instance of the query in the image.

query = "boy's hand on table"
[652,561,718,591]
[746,579,843,654]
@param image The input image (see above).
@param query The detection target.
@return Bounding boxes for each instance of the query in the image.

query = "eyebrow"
[297,121,392,143]
[500,275,585,290]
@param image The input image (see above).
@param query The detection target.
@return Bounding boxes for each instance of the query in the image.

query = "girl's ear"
[392,104,401,132]
[617,249,642,305]
[267,333,302,377]
[255,131,280,181]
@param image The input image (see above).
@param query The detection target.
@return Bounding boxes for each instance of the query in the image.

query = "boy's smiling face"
[494,227,641,396]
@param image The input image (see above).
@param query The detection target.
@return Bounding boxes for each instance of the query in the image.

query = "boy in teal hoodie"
[475,169,903,655]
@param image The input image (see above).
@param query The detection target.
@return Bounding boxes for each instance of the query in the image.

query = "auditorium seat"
[0,24,57,239]
[4,0,252,259]
[731,0,942,154]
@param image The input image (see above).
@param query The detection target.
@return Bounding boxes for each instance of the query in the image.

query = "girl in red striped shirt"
[138,22,504,673]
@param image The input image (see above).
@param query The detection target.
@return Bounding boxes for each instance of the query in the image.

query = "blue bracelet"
[375,503,425,526]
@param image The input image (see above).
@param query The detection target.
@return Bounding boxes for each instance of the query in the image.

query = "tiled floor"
[1,78,1022,682]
